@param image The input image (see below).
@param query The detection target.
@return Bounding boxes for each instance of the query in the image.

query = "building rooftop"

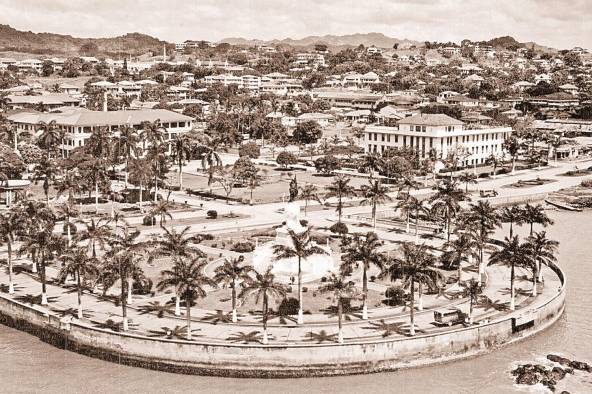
[397,113,464,126]
[8,108,193,127]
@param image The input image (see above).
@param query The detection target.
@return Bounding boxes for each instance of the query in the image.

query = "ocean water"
[1,210,591,394]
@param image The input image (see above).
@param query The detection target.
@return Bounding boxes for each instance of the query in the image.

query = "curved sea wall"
[0,264,566,378]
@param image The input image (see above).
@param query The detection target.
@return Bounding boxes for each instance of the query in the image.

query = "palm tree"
[458,171,478,193]
[56,198,80,247]
[498,206,525,238]
[128,157,153,212]
[318,273,357,343]
[198,134,224,190]
[239,268,287,344]
[325,174,356,224]
[151,226,206,315]
[0,207,22,294]
[503,135,520,173]
[141,119,166,149]
[397,195,427,243]
[485,153,504,178]
[171,133,194,190]
[272,227,328,324]
[525,231,559,294]
[37,120,61,159]
[360,179,392,229]
[149,199,173,227]
[522,203,554,235]
[158,257,216,340]
[298,183,319,216]
[213,255,254,323]
[430,179,467,242]
[459,201,499,285]
[462,278,482,325]
[443,232,479,284]
[383,242,438,335]
[489,236,528,311]
[340,232,384,320]
[360,153,383,178]
[117,125,141,187]
[58,247,99,318]
[33,158,60,205]
[19,227,65,305]
[75,217,112,258]
[102,251,142,331]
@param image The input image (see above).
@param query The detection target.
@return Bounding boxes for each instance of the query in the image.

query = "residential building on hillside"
[362,113,512,167]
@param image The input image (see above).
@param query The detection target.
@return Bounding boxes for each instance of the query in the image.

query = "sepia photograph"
[0,1,590,392]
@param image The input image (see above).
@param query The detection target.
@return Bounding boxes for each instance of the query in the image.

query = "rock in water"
[569,360,591,372]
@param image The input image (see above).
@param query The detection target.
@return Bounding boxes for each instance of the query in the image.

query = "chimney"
[103,91,108,112]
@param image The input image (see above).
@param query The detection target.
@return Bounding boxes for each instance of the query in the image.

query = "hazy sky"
[1,0,590,49]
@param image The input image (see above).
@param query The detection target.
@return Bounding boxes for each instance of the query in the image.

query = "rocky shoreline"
[512,354,591,392]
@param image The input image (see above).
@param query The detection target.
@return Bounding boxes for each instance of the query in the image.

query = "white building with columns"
[362,113,512,167]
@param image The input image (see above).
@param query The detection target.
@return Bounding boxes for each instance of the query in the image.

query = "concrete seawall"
[0,263,566,378]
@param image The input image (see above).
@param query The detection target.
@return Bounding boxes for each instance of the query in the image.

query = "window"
[421,126,426,132]
[415,126,421,132]
[410,125,413,132]
[381,134,385,142]
[394,135,398,143]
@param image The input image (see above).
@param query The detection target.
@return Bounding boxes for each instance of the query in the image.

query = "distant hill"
[0,24,171,56]
[222,32,421,49]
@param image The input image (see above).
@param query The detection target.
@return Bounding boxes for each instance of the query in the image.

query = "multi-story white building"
[8,108,193,157]
[362,113,512,167]
[294,53,326,67]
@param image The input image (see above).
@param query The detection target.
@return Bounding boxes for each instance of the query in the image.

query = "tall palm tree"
[498,206,525,238]
[462,278,482,325]
[485,153,504,178]
[525,231,559,294]
[298,183,319,216]
[325,174,356,224]
[397,195,427,242]
[102,251,142,331]
[149,199,173,227]
[58,247,99,318]
[108,225,148,305]
[19,227,65,305]
[272,228,328,324]
[360,179,392,229]
[458,171,478,193]
[443,232,479,284]
[360,153,384,178]
[383,242,438,335]
[489,236,528,311]
[117,125,141,187]
[239,268,287,344]
[75,217,112,258]
[318,272,357,343]
[33,158,60,205]
[0,207,23,294]
[199,138,223,190]
[128,157,153,212]
[141,119,166,149]
[340,231,384,320]
[56,198,80,247]
[37,120,61,159]
[158,257,216,340]
[430,179,467,242]
[171,133,194,190]
[150,226,206,315]
[522,203,554,235]
[213,255,254,323]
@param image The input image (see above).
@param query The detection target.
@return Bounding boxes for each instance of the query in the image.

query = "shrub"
[239,142,261,159]
[206,210,218,219]
[276,151,298,169]
[581,179,592,188]
[385,286,406,306]
[231,241,255,253]
[278,297,300,316]
[133,277,153,295]
[329,222,348,235]
[320,276,327,283]
[302,286,308,293]
[299,219,309,227]
[370,275,376,282]
[200,233,215,241]
[143,215,156,226]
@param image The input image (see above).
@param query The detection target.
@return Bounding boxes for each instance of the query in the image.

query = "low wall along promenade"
[0,263,566,378]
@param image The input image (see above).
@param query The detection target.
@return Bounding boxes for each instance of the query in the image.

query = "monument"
[252,176,336,283]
